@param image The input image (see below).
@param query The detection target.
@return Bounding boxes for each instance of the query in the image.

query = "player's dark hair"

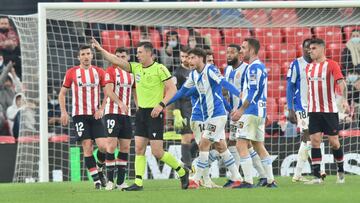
[206,49,213,56]
[180,45,191,53]
[188,47,207,63]
[309,38,325,47]
[137,41,153,53]
[244,38,260,54]
[228,44,241,52]
[302,38,312,48]
[115,47,129,55]
[78,45,92,55]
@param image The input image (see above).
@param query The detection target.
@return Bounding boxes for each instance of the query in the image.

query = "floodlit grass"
[0,176,358,203]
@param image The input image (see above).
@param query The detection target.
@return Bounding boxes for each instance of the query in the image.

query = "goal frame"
[37,1,360,182]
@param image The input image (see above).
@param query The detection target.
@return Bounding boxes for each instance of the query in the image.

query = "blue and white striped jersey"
[184,64,227,120]
[242,59,267,118]
[287,57,309,112]
[190,92,204,122]
[224,62,248,109]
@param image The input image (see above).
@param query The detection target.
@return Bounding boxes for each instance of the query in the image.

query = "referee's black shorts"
[308,112,339,136]
[135,108,164,140]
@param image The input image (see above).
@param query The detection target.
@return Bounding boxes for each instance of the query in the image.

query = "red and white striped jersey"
[62,66,106,116]
[306,59,343,113]
[104,66,134,116]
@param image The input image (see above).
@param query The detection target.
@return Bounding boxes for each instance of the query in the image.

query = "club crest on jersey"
[77,131,82,137]
[108,128,113,134]
[105,73,110,81]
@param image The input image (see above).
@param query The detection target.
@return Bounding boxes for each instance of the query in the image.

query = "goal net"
[10,1,360,182]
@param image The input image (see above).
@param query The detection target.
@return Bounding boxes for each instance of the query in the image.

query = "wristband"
[159,101,166,108]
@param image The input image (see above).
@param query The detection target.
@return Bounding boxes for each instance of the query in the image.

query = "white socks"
[249,147,267,179]
[220,149,243,181]
[261,156,274,183]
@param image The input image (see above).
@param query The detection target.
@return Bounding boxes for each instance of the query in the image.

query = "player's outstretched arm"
[167,85,192,106]
[220,78,241,97]
[91,37,131,72]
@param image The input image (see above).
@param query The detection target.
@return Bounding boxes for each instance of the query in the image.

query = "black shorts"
[104,114,132,139]
[308,112,339,136]
[135,108,164,140]
[72,115,106,141]
[178,99,193,135]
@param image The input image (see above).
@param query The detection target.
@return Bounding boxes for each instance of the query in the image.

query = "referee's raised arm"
[91,37,131,72]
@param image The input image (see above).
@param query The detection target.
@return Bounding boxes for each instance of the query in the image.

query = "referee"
[92,38,189,191]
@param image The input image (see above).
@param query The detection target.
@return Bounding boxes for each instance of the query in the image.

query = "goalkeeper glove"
[173,109,185,130]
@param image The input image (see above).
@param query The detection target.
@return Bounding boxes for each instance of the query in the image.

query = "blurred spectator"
[0,104,8,135]
[348,78,360,128]
[0,62,22,112]
[129,26,161,63]
[341,29,360,78]
[6,93,36,138]
[0,16,19,54]
[188,29,208,49]
[48,87,62,134]
[0,51,4,72]
[265,104,297,137]
[0,16,20,77]
[161,30,182,72]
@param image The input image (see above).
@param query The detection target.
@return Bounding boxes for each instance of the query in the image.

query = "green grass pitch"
[0,176,358,203]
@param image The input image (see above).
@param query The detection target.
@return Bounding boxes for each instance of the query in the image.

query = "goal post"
[10,1,360,183]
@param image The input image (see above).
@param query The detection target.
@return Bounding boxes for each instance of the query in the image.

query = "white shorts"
[236,114,265,142]
[296,110,309,132]
[190,120,204,145]
[203,116,227,143]
[229,120,239,141]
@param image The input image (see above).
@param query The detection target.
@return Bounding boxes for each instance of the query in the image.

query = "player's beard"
[227,58,238,66]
